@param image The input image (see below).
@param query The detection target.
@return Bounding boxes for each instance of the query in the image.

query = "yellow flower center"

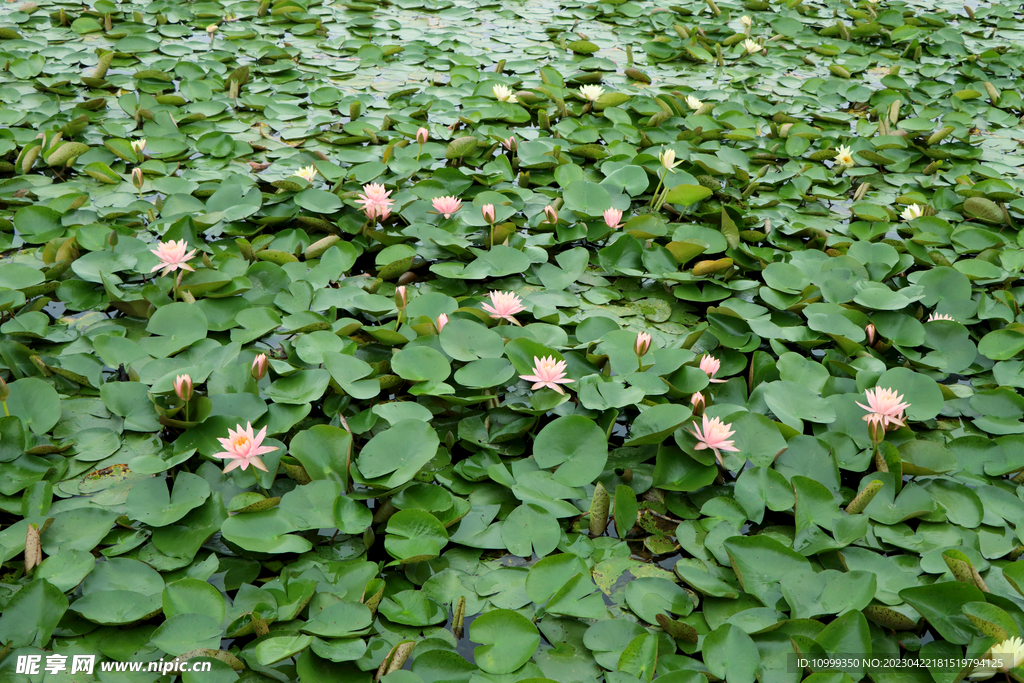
[233,436,250,451]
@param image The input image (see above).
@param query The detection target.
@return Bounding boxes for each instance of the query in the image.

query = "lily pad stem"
[653,186,670,212]
[1,401,7,417]
[649,170,667,209]
[339,413,353,493]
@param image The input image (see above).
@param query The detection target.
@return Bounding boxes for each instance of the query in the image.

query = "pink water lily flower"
[927,313,955,322]
[215,422,277,473]
[688,414,739,466]
[856,387,910,430]
[432,195,462,219]
[699,354,727,383]
[357,182,392,206]
[520,356,574,395]
[436,313,448,332]
[356,182,394,218]
[604,208,623,229]
[481,290,525,325]
[151,239,197,277]
[691,391,706,415]
[174,374,193,402]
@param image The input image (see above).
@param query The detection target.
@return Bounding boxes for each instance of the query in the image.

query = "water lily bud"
[502,135,517,152]
[691,391,705,416]
[865,323,876,346]
[416,127,429,145]
[131,138,146,156]
[845,480,884,515]
[867,414,885,444]
[174,374,193,402]
[436,313,448,333]
[0,376,8,402]
[543,205,558,225]
[481,204,495,225]
[206,23,218,34]
[635,332,651,358]
[252,353,268,381]
[395,285,407,310]
[108,230,118,248]
[132,167,144,190]
[589,482,609,535]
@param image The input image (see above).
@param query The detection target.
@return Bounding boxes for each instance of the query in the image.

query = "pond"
[1,0,1024,680]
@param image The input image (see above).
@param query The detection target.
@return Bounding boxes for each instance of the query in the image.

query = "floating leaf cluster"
[2,0,1024,680]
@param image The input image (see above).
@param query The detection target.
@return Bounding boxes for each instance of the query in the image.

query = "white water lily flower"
[492,84,517,103]
[685,95,703,110]
[743,38,762,53]
[578,85,604,102]
[901,204,925,221]
[835,144,855,167]
[293,165,317,183]
[659,148,682,172]
[740,15,752,27]
[970,637,1024,680]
